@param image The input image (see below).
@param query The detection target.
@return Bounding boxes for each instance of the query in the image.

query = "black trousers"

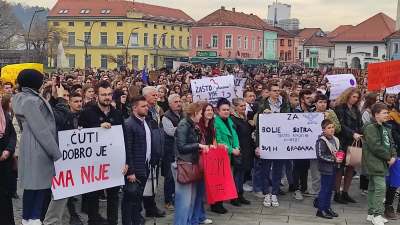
[293,159,310,192]
[0,192,14,225]
[122,176,146,225]
[86,186,120,225]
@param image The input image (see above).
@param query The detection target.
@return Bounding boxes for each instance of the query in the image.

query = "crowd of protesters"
[0,62,399,225]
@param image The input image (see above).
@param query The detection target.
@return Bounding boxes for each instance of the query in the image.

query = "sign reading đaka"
[259,113,324,160]
[51,126,126,200]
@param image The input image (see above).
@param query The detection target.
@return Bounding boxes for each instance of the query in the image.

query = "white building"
[267,2,291,21]
[303,34,335,68]
[278,18,299,31]
[331,13,395,69]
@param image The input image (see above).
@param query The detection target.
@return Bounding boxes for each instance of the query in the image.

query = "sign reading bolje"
[51,126,126,200]
[259,113,324,160]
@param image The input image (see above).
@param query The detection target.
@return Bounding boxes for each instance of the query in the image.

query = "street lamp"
[125,27,140,68]
[27,9,45,60]
[84,20,99,72]
[155,32,168,69]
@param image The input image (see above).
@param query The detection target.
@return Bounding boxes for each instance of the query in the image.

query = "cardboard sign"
[326,74,357,100]
[203,146,237,204]
[191,75,235,105]
[368,60,400,91]
[233,77,247,98]
[259,113,324,160]
[1,63,44,85]
[51,126,126,200]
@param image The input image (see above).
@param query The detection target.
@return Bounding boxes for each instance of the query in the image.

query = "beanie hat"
[17,69,44,91]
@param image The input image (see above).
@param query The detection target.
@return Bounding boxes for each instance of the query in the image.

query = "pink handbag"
[346,140,362,168]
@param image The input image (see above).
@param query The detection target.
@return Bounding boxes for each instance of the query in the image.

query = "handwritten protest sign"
[233,77,247,98]
[326,74,357,100]
[52,126,125,200]
[368,60,400,91]
[203,146,237,204]
[1,63,43,85]
[259,113,324,160]
[386,84,400,95]
[191,75,235,105]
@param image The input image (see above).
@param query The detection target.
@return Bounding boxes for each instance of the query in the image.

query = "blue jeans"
[234,167,245,194]
[253,158,284,195]
[22,189,48,220]
[163,161,175,204]
[172,164,204,225]
[318,173,335,211]
[284,160,294,186]
[190,180,207,225]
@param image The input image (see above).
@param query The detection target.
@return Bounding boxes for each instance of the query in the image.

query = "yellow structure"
[48,0,194,70]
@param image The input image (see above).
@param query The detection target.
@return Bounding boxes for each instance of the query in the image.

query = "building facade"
[386,31,400,60]
[48,0,194,70]
[303,35,334,68]
[275,27,299,63]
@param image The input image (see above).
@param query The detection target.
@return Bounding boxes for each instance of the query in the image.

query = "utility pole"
[84,21,99,73]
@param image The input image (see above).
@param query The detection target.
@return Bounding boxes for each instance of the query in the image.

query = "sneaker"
[254,191,265,198]
[384,206,397,220]
[243,183,253,192]
[263,194,272,207]
[361,190,368,196]
[294,190,304,200]
[271,195,279,207]
[30,220,42,225]
[200,219,213,224]
[21,220,29,225]
[372,215,388,225]
[367,215,374,221]
[165,203,175,211]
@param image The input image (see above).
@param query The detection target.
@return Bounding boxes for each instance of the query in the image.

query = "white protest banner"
[386,84,400,94]
[259,113,324,159]
[191,75,235,105]
[233,77,247,98]
[326,74,357,100]
[173,61,189,72]
[52,126,126,200]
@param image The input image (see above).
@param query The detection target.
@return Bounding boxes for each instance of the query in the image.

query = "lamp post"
[155,32,168,69]
[125,27,140,68]
[27,9,45,60]
[83,21,99,72]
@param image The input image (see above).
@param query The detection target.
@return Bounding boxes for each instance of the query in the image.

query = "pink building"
[190,7,264,59]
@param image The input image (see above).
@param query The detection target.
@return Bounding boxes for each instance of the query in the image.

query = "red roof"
[296,28,323,40]
[274,27,295,38]
[386,30,400,39]
[48,0,194,24]
[303,34,334,47]
[331,13,395,42]
[196,7,265,30]
[327,25,353,38]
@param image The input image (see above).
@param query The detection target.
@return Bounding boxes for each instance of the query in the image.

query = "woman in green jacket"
[212,98,241,214]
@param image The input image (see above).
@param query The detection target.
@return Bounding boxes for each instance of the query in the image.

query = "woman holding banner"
[173,102,210,225]
[213,98,240,213]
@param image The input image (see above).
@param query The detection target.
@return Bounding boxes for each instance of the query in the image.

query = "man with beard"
[78,80,126,225]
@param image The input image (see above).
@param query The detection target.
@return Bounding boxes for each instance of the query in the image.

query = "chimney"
[221,6,225,10]
[397,0,400,30]
[232,8,235,12]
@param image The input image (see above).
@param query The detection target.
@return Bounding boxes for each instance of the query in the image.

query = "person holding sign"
[173,102,210,225]
[12,69,62,225]
[213,98,240,212]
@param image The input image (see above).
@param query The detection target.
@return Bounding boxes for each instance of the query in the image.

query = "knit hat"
[17,69,44,91]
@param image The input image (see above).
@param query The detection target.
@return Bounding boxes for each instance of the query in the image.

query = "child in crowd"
[315,119,341,219]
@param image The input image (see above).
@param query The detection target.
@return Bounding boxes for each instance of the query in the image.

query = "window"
[85,55,91,68]
[171,26,175,30]
[144,24,148,28]
[68,21,74,27]
[288,39,292,47]
[132,55,139,69]
[116,32,124,46]
[179,36,183,48]
[84,32,91,45]
[144,55,148,66]
[84,21,90,27]
[251,37,255,50]
[130,33,139,46]
[153,34,158,46]
[171,35,175,48]
[67,55,75,68]
[299,52,302,59]
[328,49,332,58]
[259,40,262,50]
[187,37,190,49]
[373,46,379,57]
[238,36,242,49]
[154,24,157,29]
[346,46,351,54]
[117,55,124,68]
[80,9,90,14]
[101,55,108,68]
[117,21,123,27]
[101,22,107,27]
[280,50,284,60]
[161,34,166,47]
[58,9,69,14]
[395,43,399,54]
[100,9,111,14]
[280,39,284,46]
[68,32,75,46]
[163,25,166,30]
[53,22,59,26]
[288,50,292,60]
[187,28,190,32]
[197,36,203,48]
[100,32,107,46]
[179,27,183,31]
[306,49,310,57]
[225,35,232,49]
[144,33,148,46]
[212,35,218,48]
[244,36,248,49]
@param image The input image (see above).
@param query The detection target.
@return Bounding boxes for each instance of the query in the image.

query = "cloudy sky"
[8,0,398,30]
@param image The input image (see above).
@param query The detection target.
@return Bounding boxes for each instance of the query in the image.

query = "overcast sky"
[7,0,398,31]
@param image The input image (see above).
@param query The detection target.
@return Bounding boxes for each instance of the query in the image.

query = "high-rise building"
[267,1,300,30]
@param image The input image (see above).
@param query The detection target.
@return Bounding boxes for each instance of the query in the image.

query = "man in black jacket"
[78,80,125,225]
[123,95,152,225]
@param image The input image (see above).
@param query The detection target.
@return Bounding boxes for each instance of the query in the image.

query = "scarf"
[0,104,6,138]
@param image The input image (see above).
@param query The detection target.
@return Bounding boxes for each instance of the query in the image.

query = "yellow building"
[48,0,194,70]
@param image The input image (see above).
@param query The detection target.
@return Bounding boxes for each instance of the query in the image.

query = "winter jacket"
[335,104,363,149]
[315,135,340,175]
[214,115,239,155]
[175,117,201,163]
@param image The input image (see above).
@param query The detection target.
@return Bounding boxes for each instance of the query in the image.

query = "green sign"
[196,51,217,58]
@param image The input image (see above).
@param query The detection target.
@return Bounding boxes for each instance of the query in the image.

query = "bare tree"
[0,1,22,49]
[47,26,67,68]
